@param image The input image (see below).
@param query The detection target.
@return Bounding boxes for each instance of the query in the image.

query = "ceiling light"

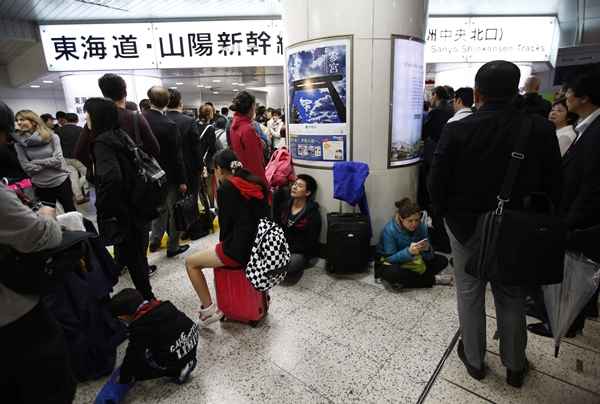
[175,82,184,85]
[169,86,177,89]
[232,82,239,85]
[233,89,239,92]
[196,84,204,88]
[205,85,212,89]
[212,91,219,95]
[212,79,221,83]
[30,84,40,88]
[42,80,54,84]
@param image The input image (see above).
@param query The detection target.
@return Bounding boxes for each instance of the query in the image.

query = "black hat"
[475,60,520,99]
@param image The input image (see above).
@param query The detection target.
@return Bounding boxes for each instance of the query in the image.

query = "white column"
[282,0,428,241]
[60,72,162,120]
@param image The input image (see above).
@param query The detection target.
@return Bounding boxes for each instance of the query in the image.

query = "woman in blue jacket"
[376,198,451,289]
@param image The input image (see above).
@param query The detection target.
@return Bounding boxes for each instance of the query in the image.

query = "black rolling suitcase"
[326,212,370,273]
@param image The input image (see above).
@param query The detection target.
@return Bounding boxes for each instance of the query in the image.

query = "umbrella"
[542,252,600,357]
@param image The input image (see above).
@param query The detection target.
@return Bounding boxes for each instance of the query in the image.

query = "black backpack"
[122,113,167,220]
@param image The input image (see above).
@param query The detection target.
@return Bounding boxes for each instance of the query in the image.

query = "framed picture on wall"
[285,35,353,169]
[388,35,425,168]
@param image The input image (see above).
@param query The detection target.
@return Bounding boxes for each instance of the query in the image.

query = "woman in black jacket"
[84,97,156,301]
[274,174,321,284]
[185,149,269,326]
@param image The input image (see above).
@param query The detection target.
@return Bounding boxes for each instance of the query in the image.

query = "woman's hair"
[395,197,421,219]
[198,104,214,122]
[552,97,578,126]
[15,109,52,141]
[213,149,267,196]
[296,174,317,198]
[0,100,15,137]
[230,91,256,115]
[83,97,119,135]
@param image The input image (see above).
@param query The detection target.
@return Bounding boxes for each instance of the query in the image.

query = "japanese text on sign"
[40,20,284,71]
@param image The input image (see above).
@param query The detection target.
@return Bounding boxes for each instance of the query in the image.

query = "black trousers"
[115,222,154,300]
[379,254,447,288]
[35,177,76,212]
[1,304,76,404]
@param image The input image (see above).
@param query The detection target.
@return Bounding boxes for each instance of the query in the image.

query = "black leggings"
[1,304,76,404]
[379,254,448,288]
[35,178,76,212]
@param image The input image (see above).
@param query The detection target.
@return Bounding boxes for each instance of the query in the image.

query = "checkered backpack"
[245,217,290,291]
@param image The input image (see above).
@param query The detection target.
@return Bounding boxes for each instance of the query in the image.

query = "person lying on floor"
[375,198,452,289]
[274,174,322,285]
[108,288,199,386]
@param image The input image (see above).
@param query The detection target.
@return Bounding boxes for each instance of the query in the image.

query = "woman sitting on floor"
[376,198,452,289]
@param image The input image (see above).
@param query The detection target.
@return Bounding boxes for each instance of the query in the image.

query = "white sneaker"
[199,303,223,326]
[435,274,454,286]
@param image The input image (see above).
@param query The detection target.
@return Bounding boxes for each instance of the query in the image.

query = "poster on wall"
[285,36,352,168]
[389,36,425,168]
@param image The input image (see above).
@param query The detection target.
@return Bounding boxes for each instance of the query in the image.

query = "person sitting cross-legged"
[375,198,451,289]
[274,174,322,285]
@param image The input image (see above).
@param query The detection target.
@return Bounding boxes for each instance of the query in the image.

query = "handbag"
[0,230,95,294]
[466,116,567,286]
[174,193,200,232]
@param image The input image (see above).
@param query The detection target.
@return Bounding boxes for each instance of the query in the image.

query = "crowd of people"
[1,59,599,403]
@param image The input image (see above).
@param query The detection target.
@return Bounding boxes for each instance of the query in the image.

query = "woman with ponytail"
[185,149,269,326]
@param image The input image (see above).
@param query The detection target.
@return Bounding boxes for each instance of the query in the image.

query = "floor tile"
[426,378,492,403]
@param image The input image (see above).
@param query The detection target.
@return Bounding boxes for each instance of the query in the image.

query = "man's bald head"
[524,76,541,93]
[147,86,170,109]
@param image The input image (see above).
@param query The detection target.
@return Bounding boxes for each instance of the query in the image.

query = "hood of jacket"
[231,112,252,131]
[11,131,49,148]
[227,176,265,200]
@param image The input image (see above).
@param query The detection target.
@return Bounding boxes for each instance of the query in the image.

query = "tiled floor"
[72,229,600,404]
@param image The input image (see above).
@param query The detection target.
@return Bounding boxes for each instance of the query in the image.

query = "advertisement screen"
[389,37,425,167]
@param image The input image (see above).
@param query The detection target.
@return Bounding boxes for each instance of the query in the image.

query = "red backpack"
[265,147,296,188]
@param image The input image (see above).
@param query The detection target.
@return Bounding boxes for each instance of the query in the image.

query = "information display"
[389,36,425,167]
[285,36,352,168]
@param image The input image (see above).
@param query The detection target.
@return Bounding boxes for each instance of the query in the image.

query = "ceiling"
[0,0,282,22]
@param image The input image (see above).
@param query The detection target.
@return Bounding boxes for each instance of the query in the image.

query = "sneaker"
[457,340,485,380]
[199,303,223,326]
[174,358,197,384]
[506,360,529,388]
[435,274,454,286]
[148,265,158,277]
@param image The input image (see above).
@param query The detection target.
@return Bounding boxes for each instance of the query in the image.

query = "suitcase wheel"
[219,316,226,322]
[248,320,259,328]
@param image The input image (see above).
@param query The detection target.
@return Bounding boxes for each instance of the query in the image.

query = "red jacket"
[229,113,266,184]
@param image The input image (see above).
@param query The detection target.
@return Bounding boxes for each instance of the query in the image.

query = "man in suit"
[528,68,600,337]
[428,61,562,388]
[145,86,189,258]
[420,86,455,253]
[57,113,88,204]
[522,76,552,118]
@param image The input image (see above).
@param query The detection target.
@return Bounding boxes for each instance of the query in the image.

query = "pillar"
[282,0,428,241]
[60,71,162,120]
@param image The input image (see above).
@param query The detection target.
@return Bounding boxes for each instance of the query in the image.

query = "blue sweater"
[376,219,433,264]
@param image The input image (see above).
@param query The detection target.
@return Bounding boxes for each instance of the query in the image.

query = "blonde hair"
[15,110,52,141]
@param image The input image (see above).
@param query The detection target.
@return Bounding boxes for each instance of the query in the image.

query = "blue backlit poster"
[285,36,352,167]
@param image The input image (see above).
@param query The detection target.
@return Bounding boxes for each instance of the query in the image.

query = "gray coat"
[12,131,70,188]
[0,184,62,327]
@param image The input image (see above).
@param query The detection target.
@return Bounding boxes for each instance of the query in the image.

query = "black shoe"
[281,270,304,286]
[148,265,158,277]
[525,305,545,321]
[167,245,190,258]
[527,322,553,338]
[149,243,160,253]
[507,360,529,388]
[457,340,485,380]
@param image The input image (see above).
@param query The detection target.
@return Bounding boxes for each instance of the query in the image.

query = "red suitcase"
[214,267,269,327]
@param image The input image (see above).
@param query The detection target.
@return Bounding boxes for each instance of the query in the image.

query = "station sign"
[425,16,559,64]
[39,19,283,71]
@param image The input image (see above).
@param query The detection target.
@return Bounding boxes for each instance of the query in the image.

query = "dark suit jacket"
[143,109,186,186]
[561,114,600,230]
[428,102,563,243]
[166,110,201,188]
[57,123,82,159]
[523,93,552,118]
